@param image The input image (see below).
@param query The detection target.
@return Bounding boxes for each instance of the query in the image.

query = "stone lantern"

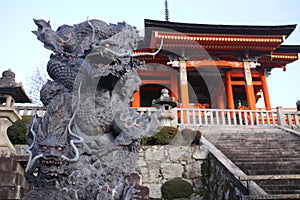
[152,88,178,129]
[0,69,31,157]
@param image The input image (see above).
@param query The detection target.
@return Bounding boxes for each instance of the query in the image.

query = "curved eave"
[144,19,297,46]
[259,52,299,68]
[274,45,300,53]
[153,37,283,52]
[146,30,285,53]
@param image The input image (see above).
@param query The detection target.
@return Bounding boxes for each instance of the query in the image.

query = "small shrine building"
[132,19,300,110]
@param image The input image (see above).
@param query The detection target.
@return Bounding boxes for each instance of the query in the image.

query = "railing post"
[295,112,300,126]
[276,106,285,126]
[287,115,293,126]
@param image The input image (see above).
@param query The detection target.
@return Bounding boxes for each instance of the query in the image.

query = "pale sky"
[0,0,300,108]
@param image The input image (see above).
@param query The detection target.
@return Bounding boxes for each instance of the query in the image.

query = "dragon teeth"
[42,160,62,165]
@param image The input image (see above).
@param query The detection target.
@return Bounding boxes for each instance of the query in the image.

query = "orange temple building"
[132,19,300,111]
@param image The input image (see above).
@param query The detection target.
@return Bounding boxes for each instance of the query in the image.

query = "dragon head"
[25,106,83,185]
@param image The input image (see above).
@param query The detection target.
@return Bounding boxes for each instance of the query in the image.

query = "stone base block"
[0,157,32,199]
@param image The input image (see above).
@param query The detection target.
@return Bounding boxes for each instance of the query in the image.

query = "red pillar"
[260,73,271,110]
[225,71,234,109]
[245,85,256,110]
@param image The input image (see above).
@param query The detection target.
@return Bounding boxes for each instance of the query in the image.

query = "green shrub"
[7,116,32,144]
[161,178,194,200]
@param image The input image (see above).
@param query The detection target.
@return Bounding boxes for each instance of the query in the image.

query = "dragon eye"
[42,145,48,151]
[56,146,63,152]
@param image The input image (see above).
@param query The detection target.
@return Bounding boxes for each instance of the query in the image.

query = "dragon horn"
[32,30,38,35]
[130,38,164,57]
[100,38,163,58]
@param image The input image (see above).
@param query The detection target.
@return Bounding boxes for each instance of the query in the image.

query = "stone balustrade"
[15,105,300,128]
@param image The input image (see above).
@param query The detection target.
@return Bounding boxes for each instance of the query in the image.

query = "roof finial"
[165,0,170,21]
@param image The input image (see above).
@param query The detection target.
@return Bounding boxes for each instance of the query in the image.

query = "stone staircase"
[201,125,300,199]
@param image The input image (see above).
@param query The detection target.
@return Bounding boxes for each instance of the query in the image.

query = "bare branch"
[25,64,49,105]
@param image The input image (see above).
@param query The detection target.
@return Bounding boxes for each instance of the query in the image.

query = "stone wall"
[138,145,209,199]
[138,145,249,200]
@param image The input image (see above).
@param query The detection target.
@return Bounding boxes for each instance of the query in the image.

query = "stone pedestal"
[0,106,30,199]
[0,107,21,157]
[0,157,32,199]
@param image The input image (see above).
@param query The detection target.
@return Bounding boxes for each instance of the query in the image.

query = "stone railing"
[15,106,157,117]
[15,105,45,117]
[176,107,300,127]
[15,106,300,127]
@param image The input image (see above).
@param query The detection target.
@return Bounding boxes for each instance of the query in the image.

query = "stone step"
[218,153,300,159]
[215,144,300,152]
[202,132,293,137]
[213,136,300,141]
[224,156,300,164]
[266,190,300,195]
[220,136,299,140]
[263,186,300,193]
[204,136,300,144]
[220,145,299,151]
[255,179,300,186]
[205,128,297,133]
[213,141,300,147]
[241,166,299,174]
[215,143,300,147]
[258,180,300,195]
[235,161,300,167]
[228,140,298,144]
[212,140,300,145]
[246,169,300,176]
[202,130,296,136]
[215,146,300,151]
[236,163,300,172]
[217,136,300,141]
[213,134,300,139]
[216,150,300,158]
[202,128,300,135]
[202,126,300,196]
[216,146,300,151]
[200,125,280,130]
[229,157,300,163]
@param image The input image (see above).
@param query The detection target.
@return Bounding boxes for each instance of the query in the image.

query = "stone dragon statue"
[23,18,162,200]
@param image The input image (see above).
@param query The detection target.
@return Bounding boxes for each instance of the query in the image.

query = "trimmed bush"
[161,178,194,200]
[141,127,176,145]
[7,116,32,144]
